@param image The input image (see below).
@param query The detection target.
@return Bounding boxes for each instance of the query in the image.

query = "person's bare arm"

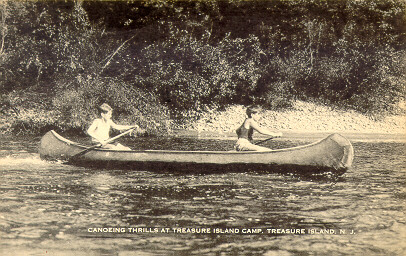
[249,119,282,137]
[111,120,136,131]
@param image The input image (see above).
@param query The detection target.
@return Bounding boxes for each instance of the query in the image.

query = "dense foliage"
[0,0,405,134]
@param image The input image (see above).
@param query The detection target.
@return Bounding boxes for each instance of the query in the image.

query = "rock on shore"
[180,101,405,135]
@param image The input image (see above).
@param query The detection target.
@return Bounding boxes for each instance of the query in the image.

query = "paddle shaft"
[70,127,135,159]
[254,137,274,145]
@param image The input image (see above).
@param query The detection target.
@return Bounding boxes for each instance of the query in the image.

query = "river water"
[0,134,405,255]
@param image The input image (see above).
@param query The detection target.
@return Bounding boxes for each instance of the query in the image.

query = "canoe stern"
[39,130,86,161]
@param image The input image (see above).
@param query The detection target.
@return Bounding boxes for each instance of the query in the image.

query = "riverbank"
[1,100,404,142]
[174,101,405,142]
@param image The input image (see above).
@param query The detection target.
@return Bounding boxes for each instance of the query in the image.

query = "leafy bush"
[0,91,59,134]
[52,75,170,134]
[133,28,267,112]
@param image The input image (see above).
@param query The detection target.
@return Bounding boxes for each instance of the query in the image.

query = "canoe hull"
[39,130,353,175]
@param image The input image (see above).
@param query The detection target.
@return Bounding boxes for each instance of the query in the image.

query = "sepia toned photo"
[0,0,405,255]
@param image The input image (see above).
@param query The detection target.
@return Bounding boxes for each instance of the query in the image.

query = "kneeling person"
[87,103,137,150]
[235,106,282,151]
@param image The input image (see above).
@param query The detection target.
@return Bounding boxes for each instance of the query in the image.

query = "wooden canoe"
[39,130,354,175]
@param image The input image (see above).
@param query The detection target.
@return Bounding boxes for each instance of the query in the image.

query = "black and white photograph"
[0,0,405,255]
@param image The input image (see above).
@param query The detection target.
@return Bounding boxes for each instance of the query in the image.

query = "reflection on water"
[0,136,405,255]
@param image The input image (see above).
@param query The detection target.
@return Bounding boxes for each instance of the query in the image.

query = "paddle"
[69,127,136,161]
[254,137,275,145]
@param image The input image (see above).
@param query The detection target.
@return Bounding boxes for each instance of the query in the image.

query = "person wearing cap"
[235,105,282,151]
[87,103,138,150]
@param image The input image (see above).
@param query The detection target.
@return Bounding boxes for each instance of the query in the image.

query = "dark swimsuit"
[236,124,254,141]
[235,119,270,151]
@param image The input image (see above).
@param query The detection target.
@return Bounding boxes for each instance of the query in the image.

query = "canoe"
[39,130,354,175]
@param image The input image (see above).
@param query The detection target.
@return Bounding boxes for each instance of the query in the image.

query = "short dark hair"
[98,103,113,114]
[246,105,261,117]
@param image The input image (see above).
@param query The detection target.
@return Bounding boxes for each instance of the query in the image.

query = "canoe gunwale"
[49,130,336,155]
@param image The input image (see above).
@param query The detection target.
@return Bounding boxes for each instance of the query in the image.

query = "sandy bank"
[175,101,405,142]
